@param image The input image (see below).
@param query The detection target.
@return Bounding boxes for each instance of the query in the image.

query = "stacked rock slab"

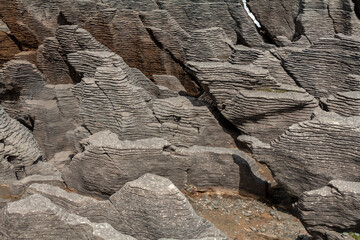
[186,38,318,143]
[297,180,360,240]
[0,194,136,240]
[0,0,264,95]
[109,174,229,240]
[2,174,229,240]
[253,111,360,197]
[0,106,43,182]
[248,0,360,44]
[57,26,235,147]
[64,131,266,197]
[284,34,360,98]
[322,91,360,117]
[248,0,300,43]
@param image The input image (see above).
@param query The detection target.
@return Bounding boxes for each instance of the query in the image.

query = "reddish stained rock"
[0,32,20,67]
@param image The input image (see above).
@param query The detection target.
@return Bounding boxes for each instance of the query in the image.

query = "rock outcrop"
[0,106,43,182]
[284,34,360,98]
[64,131,267,197]
[0,194,136,240]
[110,174,229,240]
[322,91,360,117]
[253,111,360,197]
[297,180,360,240]
[1,174,229,240]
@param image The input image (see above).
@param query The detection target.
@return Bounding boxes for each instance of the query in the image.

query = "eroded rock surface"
[297,180,360,240]
[253,111,360,197]
[64,131,266,197]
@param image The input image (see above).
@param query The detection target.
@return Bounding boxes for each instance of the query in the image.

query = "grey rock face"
[63,131,266,197]
[284,34,360,98]
[184,27,234,62]
[219,89,318,143]
[153,75,186,93]
[0,60,46,102]
[109,174,229,240]
[23,183,119,226]
[13,174,229,240]
[248,0,300,43]
[63,131,187,196]
[152,96,235,148]
[0,194,135,240]
[187,44,318,143]
[0,105,43,182]
[254,111,360,197]
[297,180,360,240]
[322,91,360,117]
[37,37,73,84]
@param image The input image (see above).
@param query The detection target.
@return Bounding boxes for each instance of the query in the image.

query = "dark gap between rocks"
[243,1,277,45]
[144,26,203,97]
[7,33,23,51]
[353,0,360,19]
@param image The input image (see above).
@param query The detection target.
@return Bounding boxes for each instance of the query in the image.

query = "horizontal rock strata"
[322,91,360,117]
[253,111,360,197]
[297,180,360,240]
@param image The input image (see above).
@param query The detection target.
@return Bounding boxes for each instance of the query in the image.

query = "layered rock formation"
[0,174,228,240]
[64,131,266,197]
[253,111,360,197]
[1,0,360,239]
[297,180,360,239]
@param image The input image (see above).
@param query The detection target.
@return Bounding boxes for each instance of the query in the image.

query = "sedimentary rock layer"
[254,111,360,197]
[297,180,360,240]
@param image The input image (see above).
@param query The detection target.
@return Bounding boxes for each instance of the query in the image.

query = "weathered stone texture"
[297,180,360,240]
[254,111,360,197]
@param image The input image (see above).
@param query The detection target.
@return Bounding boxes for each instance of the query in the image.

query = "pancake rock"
[248,0,300,43]
[253,111,360,197]
[0,194,135,240]
[0,105,43,182]
[297,180,360,240]
[109,174,229,240]
[322,91,360,117]
[283,34,360,98]
[220,89,318,143]
[63,131,266,197]
[15,175,229,240]
[187,42,318,143]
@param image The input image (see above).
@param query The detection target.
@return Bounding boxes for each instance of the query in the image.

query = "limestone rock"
[188,55,318,143]
[0,105,43,182]
[297,180,360,239]
[0,32,20,67]
[23,183,119,226]
[322,91,360,117]
[295,0,335,43]
[254,111,360,197]
[284,34,360,98]
[184,28,234,62]
[229,45,296,86]
[0,60,46,101]
[0,194,135,240]
[63,131,188,196]
[153,96,235,147]
[220,89,318,143]
[153,75,186,93]
[179,146,267,196]
[109,174,229,240]
[9,174,64,196]
[37,37,72,84]
[248,0,300,43]
[63,130,265,197]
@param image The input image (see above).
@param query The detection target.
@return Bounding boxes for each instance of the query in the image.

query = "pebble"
[270,211,276,216]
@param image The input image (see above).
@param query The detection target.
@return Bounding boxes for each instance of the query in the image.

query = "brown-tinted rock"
[0,32,20,67]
